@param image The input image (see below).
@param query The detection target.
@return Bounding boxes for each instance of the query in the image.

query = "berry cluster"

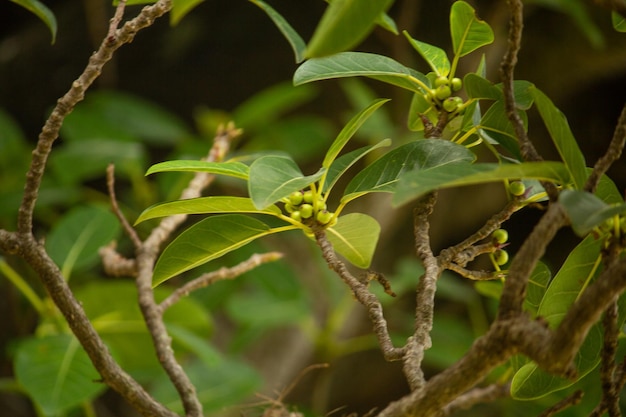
[491,228,509,267]
[282,190,335,226]
[426,75,464,114]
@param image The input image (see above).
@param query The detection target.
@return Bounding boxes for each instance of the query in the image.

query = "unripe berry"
[443,97,458,112]
[451,77,462,92]
[494,249,509,266]
[290,211,302,222]
[435,85,452,100]
[316,210,333,225]
[289,191,303,205]
[435,76,449,87]
[303,190,314,203]
[492,229,509,245]
[300,203,314,219]
[508,181,526,197]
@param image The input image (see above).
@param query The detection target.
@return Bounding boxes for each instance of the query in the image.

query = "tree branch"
[313,229,405,362]
[438,384,510,417]
[585,103,626,193]
[159,251,283,311]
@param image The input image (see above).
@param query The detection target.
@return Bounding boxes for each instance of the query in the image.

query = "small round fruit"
[492,229,509,245]
[290,211,302,222]
[494,249,509,266]
[600,217,615,233]
[300,203,314,219]
[303,190,314,203]
[508,181,526,197]
[435,85,452,100]
[289,191,303,205]
[451,77,462,92]
[316,210,333,225]
[443,97,458,112]
[435,76,449,87]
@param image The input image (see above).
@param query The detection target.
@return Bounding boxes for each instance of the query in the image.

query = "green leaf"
[613,12,626,32]
[135,196,281,224]
[344,140,476,202]
[524,261,551,317]
[478,100,525,160]
[464,74,535,110]
[407,92,437,131]
[171,0,205,25]
[393,161,572,207]
[46,205,121,279]
[322,98,390,169]
[248,155,325,209]
[15,335,106,415]
[530,87,587,189]
[560,190,626,236]
[403,31,450,76]
[326,213,380,268]
[324,139,392,194]
[249,0,307,63]
[153,214,291,286]
[146,160,250,180]
[305,0,393,58]
[449,1,494,57]
[511,235,604,399]
[294,52,430,93]
[10,0,57,43]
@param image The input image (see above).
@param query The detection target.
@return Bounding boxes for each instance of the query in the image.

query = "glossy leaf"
[136,197,281,224]
[403,31,450,76]
[249,0,306,63]
[322,98,390,169]
[153,214,293,286]
[46,205,121,279]
[326,213,380,268]
[305,0,393,58]
[530,87,587,189]
[464,74,535,110]
[10,0,57,43]
[449,1,494,57]
[393,161,571,207]
[15,335,105,415]
[344,140,476,202]
[478,100,525,160]
[324,139,392,194]
[511,235,604,399]
[560,190,626,236]
[294,52,430,93]
[524,261,551,317]
[248,155,325,209]
[146,160,250,180]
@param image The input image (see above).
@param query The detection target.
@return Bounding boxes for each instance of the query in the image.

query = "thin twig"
[537,390,584,417]
[500,0,559,200]
[106,164,142,249]
[446,263,504,281]
[159,252,283,311]
[437,383,510,417]
[99,242,137,277]
[408,192,441,391]
[134,123,240,417]
[313,229,404,362]
[585,104,626,193]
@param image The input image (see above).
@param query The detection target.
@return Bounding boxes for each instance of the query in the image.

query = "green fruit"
[508,181,526,197]
[303,190,314,203]
[492,229,509,245]
[451,77,462,92]
[435,85,452,100]
[289,191,303,205]
[284,203,296,213]
[290,211,302,222]
[443,97,458,112]
[435,76,449,87]
[494,249,509,266]
[300,204,313,219]
[316,210,333,225]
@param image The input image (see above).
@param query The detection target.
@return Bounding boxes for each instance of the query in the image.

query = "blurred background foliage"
[1,1,626,416]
